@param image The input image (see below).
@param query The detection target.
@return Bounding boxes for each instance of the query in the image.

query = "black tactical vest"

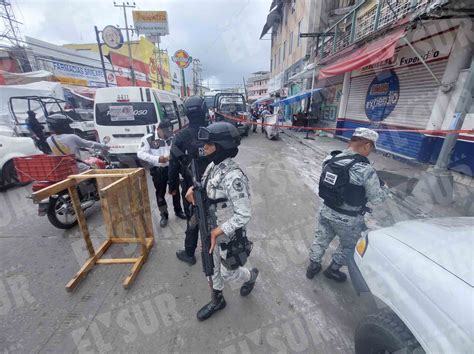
[318,151,369,208]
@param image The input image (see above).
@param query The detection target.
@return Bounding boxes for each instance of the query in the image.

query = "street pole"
[181,68,187,97]
[94,25,109,87]
[114,2,136,86]
[305,68,316,140]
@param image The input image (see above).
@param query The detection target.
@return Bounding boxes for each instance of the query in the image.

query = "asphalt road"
[0,131,376,353]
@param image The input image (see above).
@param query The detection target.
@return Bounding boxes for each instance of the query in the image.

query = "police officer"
[137,121,186,228]
[185,122,258,321]
[170,96,210,265]
[306,128,388,282]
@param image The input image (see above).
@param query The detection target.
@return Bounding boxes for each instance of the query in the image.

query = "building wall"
[270,0,312,80]
[65,38,172,90]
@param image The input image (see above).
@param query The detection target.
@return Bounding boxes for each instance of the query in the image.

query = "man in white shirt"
[137,121,185,227]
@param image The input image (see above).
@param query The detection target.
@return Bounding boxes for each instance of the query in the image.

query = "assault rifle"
[191,159,215,283]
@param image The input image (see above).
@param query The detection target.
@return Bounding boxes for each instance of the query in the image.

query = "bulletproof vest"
[318,151,369,207]
[146,135,168,149]
[171,128,209,183]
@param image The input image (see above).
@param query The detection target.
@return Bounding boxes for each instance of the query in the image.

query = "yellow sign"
[55,76,88,86]
[64,37,173,91]
[133,11,167,23]
[132,11,169,36]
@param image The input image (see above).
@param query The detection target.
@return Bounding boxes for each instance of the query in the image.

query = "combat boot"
[176,250,196,265]
[160,214,168,228]
[197,289,226,321]
[323,261,347,282]
[306,261,322,279]
[240,268,259,296]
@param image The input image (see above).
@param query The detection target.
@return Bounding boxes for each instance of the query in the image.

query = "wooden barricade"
[32,168,154,292]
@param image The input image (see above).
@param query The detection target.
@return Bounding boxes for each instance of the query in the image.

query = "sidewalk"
[282,129,474,217]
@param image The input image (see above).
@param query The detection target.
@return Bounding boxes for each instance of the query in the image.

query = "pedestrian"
[26,110,50,153]
[251,108,258,133]
[185,122,258,321]
[306,128,388,282]
[170,96,210,265]
[260,105,271,134]
[137,121,186,228]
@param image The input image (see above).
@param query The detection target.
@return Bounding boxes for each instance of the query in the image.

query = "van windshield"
[95,102,158,126]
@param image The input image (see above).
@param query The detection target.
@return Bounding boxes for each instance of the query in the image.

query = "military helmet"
[184,96,207,122]
[198,122,241,149]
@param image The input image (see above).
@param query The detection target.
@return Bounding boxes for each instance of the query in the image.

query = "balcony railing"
[318,0,435,60]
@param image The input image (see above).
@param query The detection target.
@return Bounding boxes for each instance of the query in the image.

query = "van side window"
[161,103,179,129]
[178,104,187,118]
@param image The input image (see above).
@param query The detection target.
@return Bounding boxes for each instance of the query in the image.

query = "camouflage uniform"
[309,148,389,266]
[202,157,252,291]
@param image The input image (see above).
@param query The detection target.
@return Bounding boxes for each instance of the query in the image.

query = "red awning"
[318,29,406,79]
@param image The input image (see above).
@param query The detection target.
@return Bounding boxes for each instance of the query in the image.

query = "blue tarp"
[271,88,322,106]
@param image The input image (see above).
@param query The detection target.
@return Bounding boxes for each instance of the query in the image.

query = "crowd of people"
[42,95,388,322]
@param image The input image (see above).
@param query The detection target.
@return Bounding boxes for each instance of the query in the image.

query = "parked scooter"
[32,149,111,229]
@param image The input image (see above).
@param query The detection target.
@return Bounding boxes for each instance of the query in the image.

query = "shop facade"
[26,36,116,88]
[332,20,473,176]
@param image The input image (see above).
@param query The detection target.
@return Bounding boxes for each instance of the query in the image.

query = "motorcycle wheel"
[47,191,78,229]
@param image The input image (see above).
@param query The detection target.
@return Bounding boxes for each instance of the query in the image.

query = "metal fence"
[319,0,435,59]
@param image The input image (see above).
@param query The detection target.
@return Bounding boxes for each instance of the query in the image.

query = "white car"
[0,135,41,188]
[349,217,473,353]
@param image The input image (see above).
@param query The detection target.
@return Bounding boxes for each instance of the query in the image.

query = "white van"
[94,87,189,167]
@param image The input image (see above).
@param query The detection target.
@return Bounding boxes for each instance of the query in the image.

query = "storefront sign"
[132,11,169,37]
[172,50,192,69]
[47,60,116,87]
[355,27,457,76]
[365,70,399,121]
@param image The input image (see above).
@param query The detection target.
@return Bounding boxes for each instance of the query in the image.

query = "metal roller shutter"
[346,60,448,128]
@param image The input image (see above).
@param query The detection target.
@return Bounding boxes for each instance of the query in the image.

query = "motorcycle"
[32,149,111,229]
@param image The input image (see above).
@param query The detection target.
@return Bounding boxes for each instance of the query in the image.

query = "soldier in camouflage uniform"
[186,122,258,321]
[307,128,389,282]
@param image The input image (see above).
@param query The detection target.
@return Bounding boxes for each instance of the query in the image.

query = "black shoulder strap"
[51,136,67,155]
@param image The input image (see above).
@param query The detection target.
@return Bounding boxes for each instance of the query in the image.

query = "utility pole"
[413,57,474,205]
[114,1,136,86]
[242,76,248,102]
[155,44,165,90]
[192,58,202,95]
[0,0,21,46]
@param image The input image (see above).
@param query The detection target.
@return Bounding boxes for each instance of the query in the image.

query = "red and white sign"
[111,52,151,87]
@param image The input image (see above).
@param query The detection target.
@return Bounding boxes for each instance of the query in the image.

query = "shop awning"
[318,28,406,79]
[253,95,274,106]
[271,88,322,106]
[260,4,283,39]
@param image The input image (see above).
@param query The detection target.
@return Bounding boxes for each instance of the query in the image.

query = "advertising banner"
[132,11,169,37]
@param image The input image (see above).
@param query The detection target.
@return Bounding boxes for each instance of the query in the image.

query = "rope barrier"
[216,113,474,135]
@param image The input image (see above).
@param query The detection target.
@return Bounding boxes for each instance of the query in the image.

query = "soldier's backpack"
[318,151,369,207]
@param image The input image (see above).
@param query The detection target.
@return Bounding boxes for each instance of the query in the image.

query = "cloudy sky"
[14,0,272,89]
